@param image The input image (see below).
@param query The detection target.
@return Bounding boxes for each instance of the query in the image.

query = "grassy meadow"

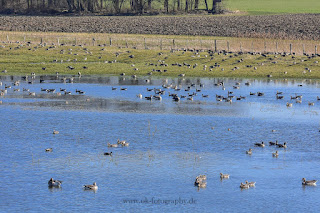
[223,0,320,15]
[0,32,319,79]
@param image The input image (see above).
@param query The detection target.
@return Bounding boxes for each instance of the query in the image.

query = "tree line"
[0,0,223,15]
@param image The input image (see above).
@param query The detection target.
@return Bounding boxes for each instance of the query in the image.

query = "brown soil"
[0,14,319,40]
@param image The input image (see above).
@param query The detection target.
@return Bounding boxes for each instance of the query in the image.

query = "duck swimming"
[48,178,62,187]
[84,182,98,190]
[254,142,265,147]
[302,178,317,186]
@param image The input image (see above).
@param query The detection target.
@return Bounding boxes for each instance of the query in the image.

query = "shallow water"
[0,75,319,212]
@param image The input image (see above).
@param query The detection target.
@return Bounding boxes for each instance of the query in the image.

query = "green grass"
[0,40,319,79]
[223,0,320,15]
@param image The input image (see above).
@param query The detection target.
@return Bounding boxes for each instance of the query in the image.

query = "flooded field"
[0,75,319,212]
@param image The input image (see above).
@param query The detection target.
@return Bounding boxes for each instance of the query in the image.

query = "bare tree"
[185,0,188,12]
[112,0,125,14]
[194,0,198,9]
[204,0,208,11]
[164,0,168,13]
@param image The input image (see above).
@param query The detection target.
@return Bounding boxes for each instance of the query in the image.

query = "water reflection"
[48,186,62,193]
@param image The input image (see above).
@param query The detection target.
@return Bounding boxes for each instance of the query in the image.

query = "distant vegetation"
[0,0,224,15]
[1,0,320,15]
[224,0,320,15]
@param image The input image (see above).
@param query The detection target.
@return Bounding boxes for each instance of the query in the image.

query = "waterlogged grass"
[224,0,320,15]
[0,41,319,79]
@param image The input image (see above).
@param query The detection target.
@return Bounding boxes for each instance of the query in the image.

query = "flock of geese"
[45,130,129,191]
[1,72,319,108]
[1,74,319,192]
[124,78,319,106]
[194,173,256,190]
[47,130,127,190]
[194,172,317,190]
[193,139,318,190]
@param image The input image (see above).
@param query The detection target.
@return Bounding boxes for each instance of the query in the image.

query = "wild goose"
[53,130,59,134]
[117,139,129,146]
[302,178,317,186]
[276,95,284,100]
[254,142,265,147]
[45,148,53,152]
[269,141,278,146]
[196,175,207,181]
[117,139,125,144]
[145,95,152,101]
[246,148,252,155]
[173,96,180,102]
[276,91,283,95]
[83,182,98,190]
[194,175,207,188]
[107,143,118,148]
[48,178,62,187]
[194,180,207,188]
[240,182,250,189]
[272,151,279,157]
[153,96,162,101]
[104,152,112,156]
[220,173,230,179]
[277,142,287,148]
[245,181,256,187]
[137,93,143,99]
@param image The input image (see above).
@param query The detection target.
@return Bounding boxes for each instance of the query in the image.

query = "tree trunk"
[177,0,180,11]
[164,0,168,13]
[113,0,120,14]
[185,0,188,12]
[1,0,6,7]
[88,0,94,12]
[148,0,151,11]
[195,0,198,9]
[48,0,53,7]
[212,1,216,13]
[204,0,208,11]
